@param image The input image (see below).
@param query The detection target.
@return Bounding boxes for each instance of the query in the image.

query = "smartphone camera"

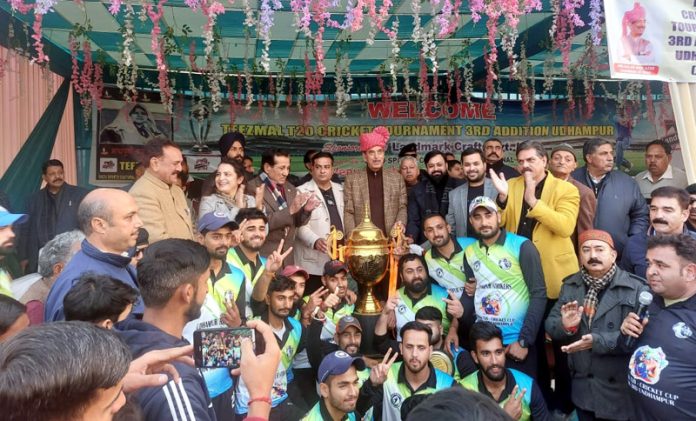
[193,327,255,369]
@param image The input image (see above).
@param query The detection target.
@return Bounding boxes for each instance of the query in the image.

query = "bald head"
[78,189,142,253]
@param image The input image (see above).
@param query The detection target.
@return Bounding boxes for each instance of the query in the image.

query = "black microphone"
[625,291,653,348]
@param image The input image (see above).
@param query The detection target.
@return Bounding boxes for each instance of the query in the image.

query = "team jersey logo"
[285,346,294,358]
[397,304,407,314]
[629,345,669,385]
[390,393,403,407]
[498,258,512,270]
[473,261,481,271]
[435,268,444,278]
[480,292,503,316]
[672,322,693,339]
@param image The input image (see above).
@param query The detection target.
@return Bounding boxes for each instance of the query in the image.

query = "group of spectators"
[0,128,695,421]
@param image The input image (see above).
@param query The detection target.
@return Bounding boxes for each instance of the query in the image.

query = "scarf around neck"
[581,264,617,328]
[259,171,287,210]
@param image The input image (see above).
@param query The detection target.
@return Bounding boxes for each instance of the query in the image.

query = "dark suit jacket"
[246,176,311,265]
[20,184,87,272]
[343,168,407,235]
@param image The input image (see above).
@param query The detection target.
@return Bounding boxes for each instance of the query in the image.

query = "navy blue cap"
[317,351,366,383]
[197,212,239,234]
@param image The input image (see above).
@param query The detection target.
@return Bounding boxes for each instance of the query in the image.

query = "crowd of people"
[1,127,695,421]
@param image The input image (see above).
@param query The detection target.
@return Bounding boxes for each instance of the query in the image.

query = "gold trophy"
[328,205,391,315]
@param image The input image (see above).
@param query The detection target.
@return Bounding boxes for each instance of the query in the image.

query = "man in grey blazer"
[447,147,498,238]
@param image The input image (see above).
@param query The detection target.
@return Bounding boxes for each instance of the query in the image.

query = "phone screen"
[193,327,255,369]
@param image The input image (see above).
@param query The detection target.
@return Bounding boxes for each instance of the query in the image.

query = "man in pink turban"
[619,2,654,63]
[343,126,407,266]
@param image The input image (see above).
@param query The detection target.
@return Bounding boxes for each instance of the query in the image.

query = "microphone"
[625,291,653,348]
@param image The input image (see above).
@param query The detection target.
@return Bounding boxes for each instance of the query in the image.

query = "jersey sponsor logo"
[672,322,693,339]
[390,393,402,407]
[480,292,503,316]
[629,345,669,385]
[498,258,512,270]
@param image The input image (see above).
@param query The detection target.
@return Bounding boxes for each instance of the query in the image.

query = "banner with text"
[91,90,676,184]
[604,0,696,82]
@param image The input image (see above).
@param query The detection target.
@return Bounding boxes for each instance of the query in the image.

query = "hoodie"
[118,318,217,421]
[44,239,143,321]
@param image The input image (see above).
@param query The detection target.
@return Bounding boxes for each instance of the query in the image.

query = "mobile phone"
[193,327,255,369]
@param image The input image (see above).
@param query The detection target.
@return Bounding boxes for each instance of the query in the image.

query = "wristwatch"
[518,338,528,348]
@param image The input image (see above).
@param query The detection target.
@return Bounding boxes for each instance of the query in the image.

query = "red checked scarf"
[581,264,617,328]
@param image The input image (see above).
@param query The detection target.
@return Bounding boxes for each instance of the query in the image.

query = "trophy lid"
[347,204,388,245]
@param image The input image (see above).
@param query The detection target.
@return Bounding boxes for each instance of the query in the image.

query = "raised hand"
[502,385,526,420]
[265,239,293,273]
[314,238,329,254]
[289,191,310,214]
[322,286,341,311]
[382,295,400,316]
[489,169,508,201]
[303,193,321,212]
[345,289,357,305]
[254,185,265,210]
[443,291,464,319]
[369,348,399,386]
[560,300,583,331]
[302,287,328,318]
[221,297,242,328]
[235,185,247,208]
[522,170,539,208]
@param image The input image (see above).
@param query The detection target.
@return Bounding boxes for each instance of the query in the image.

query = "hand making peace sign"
[369,348,399,386]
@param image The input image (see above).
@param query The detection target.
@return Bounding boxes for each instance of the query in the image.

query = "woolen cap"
[579,229,615,249]
[550,143,577,161]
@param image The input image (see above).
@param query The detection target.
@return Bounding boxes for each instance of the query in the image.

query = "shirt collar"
[234,245,262,270]
[477,228,508,249]
[431,238,463,260]
[642,165,674,183]
[475,368,517,403]
[319,399,351,421]
[397,362,438,394]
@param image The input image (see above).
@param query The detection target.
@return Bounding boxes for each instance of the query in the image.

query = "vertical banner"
[604,0,696,81]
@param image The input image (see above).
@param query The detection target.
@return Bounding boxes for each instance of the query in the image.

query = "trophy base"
[191,144,210,153]
[353,286,382,315]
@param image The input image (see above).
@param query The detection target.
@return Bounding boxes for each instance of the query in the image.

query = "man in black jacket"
[20,159,87,273]
[406,150,463,244]
[118,238,217,421]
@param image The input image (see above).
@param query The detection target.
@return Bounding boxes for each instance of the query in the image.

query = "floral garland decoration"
[258,0,282,73]
[469,0,542,104]
[146,0,174,114]
[553,0,585,72]
[589,0,603,45]
[434,0,462,39]
[388,19,400,93]
[116,0,139,102]
[334,53,351,118]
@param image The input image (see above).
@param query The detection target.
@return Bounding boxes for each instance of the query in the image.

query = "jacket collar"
[82,239,133,268]
[143,170,172,190]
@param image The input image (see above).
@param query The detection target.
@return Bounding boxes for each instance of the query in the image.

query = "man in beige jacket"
[129,138,193,242]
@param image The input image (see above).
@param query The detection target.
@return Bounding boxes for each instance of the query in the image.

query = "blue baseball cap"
[0,206,27,227]
[197,212,239,234]
[318,351,366,383]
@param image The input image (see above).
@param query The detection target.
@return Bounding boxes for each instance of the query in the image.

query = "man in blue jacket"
[45,188,144,321]
[572,138,648,257]
[118,238,217,421]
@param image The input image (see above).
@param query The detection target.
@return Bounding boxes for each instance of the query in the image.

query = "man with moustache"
[546,230,647,421]
[399,156,421,195]
[118,239,217,421]
[375,254,458,345]
[548,144,597,250]
[483,138,519,180]
[247,148,319,267]
[464,196,547,376]
[20,159,87,273]
[634,140,687,200]
[235,276,307,420]
[621,235,696,421]
[129,138,194,242]
[226,208,293,319]
[407,151,463,244]
[0,207,28,297]
[459,321,550,421]
[343,127,407,237]
[572,138,649,257]
[447,147,497,238]
[45,189,144,321]
[621,187,696,278]
[360,321,455,421]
